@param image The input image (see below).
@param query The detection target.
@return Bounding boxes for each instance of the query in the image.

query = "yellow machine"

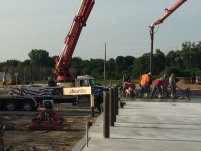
[2,66,16,85]
[196,75,201,85]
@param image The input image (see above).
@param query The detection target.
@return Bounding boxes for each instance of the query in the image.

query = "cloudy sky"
[0,0,200,62]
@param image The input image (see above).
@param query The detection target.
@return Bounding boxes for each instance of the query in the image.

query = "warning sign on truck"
[63,86,92,95]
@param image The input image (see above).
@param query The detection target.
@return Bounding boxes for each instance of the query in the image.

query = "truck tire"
[4,100,19,111]
[0,102,2,111]
[21,100,35,111]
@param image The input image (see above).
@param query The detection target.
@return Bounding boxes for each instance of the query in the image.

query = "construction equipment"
[0,0,108,113]
[54,0,95,81]
[149,0,187,72]
[0,75,107,113]
[29,100,70,130]
[53,0,108,112]
[0,120,14,150]
[176,85,191,100]
[196,75,201,85]
[151,0,187,27]
[2,66,16,85]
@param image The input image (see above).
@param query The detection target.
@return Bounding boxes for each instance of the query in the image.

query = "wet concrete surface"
[74,96,201,151]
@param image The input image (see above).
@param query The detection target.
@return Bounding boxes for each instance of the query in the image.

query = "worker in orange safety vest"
[139,72,152,98]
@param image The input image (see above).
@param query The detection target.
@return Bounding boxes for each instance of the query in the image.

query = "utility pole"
[104,43,107,86]
[149,26,154,73]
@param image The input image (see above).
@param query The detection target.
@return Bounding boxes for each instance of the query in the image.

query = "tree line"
[0,41,201,83]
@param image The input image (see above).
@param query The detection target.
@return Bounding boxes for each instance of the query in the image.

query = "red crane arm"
[153,0,187,26]
[55,0,95,81]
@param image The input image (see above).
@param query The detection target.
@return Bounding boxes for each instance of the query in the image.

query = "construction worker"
[169,73,176,98]
[123,81,136,97]
[160,74,169,97]
[48,76,56,86]
[139,72,152,98]
[149,78,164,98]
[123,74,130,82]
[121,74,132,93]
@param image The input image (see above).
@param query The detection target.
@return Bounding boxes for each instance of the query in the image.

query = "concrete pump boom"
[151,0,187,27]
[54,0,95,81]
[149,0,187,73]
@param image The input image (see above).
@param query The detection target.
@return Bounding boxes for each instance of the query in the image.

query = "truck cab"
[76,75,109,112]
[77,75,109,111]
[57,75,108,112]
[76,75,95,87]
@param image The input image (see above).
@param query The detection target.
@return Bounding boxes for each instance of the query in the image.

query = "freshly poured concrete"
[73,98,201,151]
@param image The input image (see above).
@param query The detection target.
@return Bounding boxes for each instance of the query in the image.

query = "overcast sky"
[0,0,200,62]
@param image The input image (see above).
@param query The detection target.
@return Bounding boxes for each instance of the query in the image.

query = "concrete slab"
[73,98,201,151]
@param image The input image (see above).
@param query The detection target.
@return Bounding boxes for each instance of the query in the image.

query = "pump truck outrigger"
[0,0,108,112]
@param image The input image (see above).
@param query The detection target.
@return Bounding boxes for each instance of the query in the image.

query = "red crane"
[54,0,95,81]
[149,0,187,73]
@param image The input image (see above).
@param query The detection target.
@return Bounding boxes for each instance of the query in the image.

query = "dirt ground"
[176,79,201,90]
[0,108,99,151]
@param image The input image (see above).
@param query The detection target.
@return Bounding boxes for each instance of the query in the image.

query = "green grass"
[95,79,140,87]
[94,79,122,87]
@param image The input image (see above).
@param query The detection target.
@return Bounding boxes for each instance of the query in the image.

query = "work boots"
[144,93,148,98]
[170,94,176,98]
[158,94,162,99]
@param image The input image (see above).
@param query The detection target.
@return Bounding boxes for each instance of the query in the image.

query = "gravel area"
[0,107,99,151]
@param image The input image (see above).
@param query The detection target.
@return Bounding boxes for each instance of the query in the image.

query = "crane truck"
[0,0,108,112]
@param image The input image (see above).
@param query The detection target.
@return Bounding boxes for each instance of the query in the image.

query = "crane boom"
[55,0,95,81]
[152,0,187,27]
[149,0,187,73]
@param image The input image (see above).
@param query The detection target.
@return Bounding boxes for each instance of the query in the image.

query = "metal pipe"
[109,88,114,126]
[103,91,109,138]
[86,121,92,147]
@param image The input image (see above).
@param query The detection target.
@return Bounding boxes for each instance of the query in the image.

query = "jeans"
[140,85,149,94]
[151,85,162,96]
[162,85,169,97]
[170,85,176,94]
